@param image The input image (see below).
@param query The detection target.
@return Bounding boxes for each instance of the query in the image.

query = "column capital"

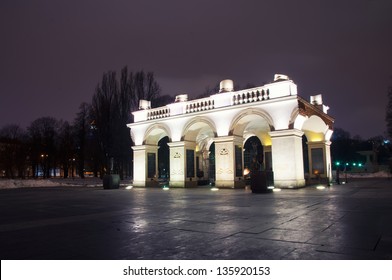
[132,145,158,151]
[307,140,332,146]
[269,129,304,138]
[214,135,244,145]
[167,141,196,149]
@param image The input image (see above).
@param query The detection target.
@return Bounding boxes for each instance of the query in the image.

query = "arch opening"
[231,110,273,146]
[143,123,171,146]
[182,118,217,186]
[301,115,329,142]
[158,136,170,180]
[243,136,264,172]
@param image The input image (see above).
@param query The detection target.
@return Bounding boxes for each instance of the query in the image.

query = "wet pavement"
[0,179,392,260]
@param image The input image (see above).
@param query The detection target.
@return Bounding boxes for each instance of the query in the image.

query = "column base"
[132,180,159,188]
[274,179,306,188]
[215,180,245,189]
[132,181,146,187]
[169,180,198,188]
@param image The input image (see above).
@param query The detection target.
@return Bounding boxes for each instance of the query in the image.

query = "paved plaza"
[0,179,392,260]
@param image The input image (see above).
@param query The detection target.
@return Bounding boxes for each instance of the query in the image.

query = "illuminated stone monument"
[127,74,334,188]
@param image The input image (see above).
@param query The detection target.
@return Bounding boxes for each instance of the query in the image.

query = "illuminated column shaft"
[307,141,332,182]
[132,145,158,187]
[269,129,305,188]
[214,136,245,188]
[168,141,197,188]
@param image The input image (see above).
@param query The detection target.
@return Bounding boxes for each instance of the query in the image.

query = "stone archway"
[183,118,217,185]
[131,123,171,187]
[230,109,274,184]
[295,113,333,182]
[143,123,172,145]
[167,117,217,187]
[230,108,274,144]
[128,75,334,188]
[303,115,332,182]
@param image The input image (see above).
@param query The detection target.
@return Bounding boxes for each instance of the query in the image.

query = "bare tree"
[130,70,161,112]
[73,102,91,178]
[197,83,220,99]
[28,117,59,178]
[90,67,162,178]
[91,71,119,175]
[152,94,173,108]
[57,121,75,178]
[0,124,28,178]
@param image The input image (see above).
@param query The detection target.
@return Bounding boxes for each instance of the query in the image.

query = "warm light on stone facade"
[127,74,334,188]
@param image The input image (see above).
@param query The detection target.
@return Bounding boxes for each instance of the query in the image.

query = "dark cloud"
[1,0,391,138]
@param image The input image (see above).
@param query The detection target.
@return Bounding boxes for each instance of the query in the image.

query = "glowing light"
[267,186,274,190]
[358,163,362,167]
[243,168,250,176]
[316,185,326,190]
[211,187,219,191]
[125,185,133,190]
[272,188,281,192]
[162,185,170,190]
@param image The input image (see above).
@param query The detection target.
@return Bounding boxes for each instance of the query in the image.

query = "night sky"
[1,0,391,139]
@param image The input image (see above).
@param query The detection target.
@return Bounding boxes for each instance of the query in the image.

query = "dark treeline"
[0,67,171,179]
[330,128,391,169]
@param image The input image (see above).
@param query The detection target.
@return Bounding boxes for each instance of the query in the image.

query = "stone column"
[132,145,159,187]
[307,140,332,182]
[168,141,197,188]
[214,136,245,188]
[269,129,305,188]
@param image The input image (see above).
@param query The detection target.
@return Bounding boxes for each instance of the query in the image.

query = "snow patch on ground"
[0,172,389,190]
[0,178,133,189]
[0,179,65,189]
[346,171,391,178]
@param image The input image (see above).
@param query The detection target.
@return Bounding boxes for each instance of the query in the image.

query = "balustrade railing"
[144,88,269,121]
[232,89,270,105]
[185,98,214,113]
[147,107,170,120]
[135,80,295,123]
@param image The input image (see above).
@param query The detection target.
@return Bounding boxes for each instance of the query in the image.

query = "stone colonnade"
[131,130,333,188]
[128,79,334,188]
